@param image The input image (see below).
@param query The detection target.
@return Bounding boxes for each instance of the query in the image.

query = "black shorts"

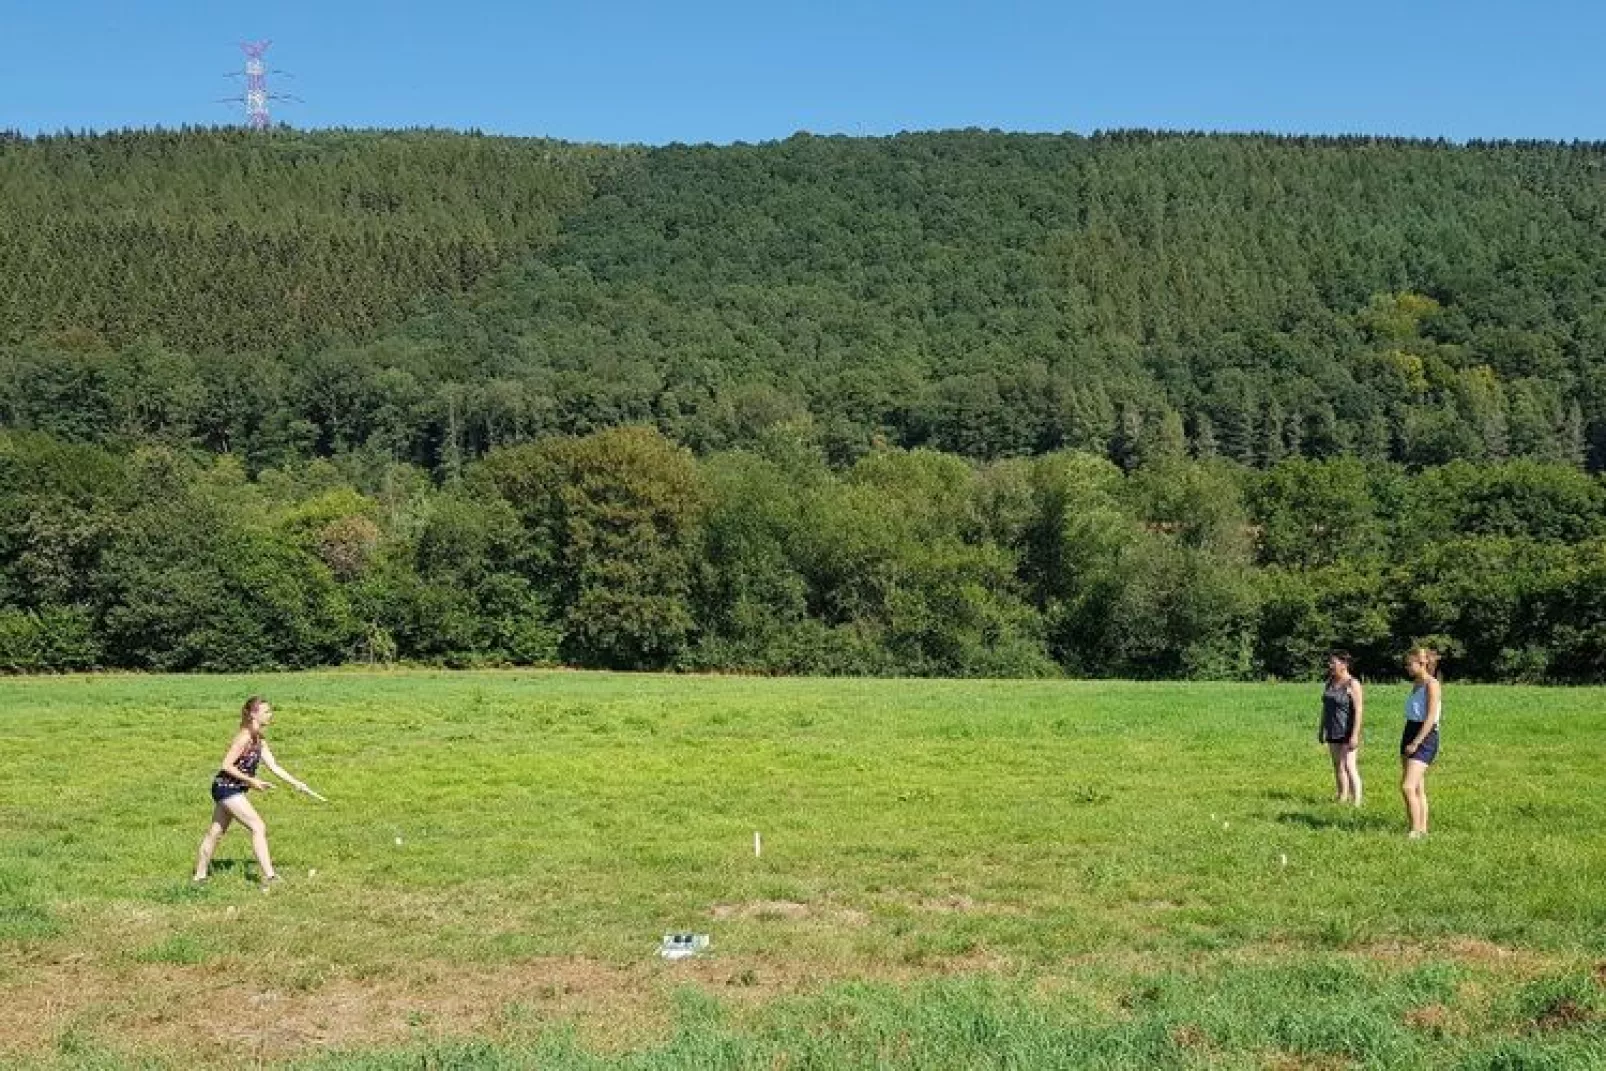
[210,779,248,803]
[1401,723,1440,765]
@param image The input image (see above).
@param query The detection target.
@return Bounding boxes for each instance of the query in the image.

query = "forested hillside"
[3,128,1606,679]
[5,129,1604,469]
[0,129,617,351]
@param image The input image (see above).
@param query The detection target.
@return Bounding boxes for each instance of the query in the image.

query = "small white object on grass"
[659,933,710,960]
[1222,821,1230,829]
[1279,853,1288,868]
[308,868,318,877]
[754,831,762,858]
[394,837,404,846]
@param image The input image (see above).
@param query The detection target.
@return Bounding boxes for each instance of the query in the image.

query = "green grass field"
[2,671,1604,1069]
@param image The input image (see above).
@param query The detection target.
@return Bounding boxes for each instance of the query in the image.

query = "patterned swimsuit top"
[215,737,263,788]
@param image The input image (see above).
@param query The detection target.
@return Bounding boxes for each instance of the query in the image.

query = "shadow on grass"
[154,858,274,903]
[153,859,261,902]
[1276,809,1396,832]
[1262,788,1328,805]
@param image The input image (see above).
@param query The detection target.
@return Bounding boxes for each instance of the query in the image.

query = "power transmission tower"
[222,40,298,129]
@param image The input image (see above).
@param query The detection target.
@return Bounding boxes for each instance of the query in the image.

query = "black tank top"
[1321,678,1356,741]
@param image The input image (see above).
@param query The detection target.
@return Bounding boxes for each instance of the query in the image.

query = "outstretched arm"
[260,744,312,795]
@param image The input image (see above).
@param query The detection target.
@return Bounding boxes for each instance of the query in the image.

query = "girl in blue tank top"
[1400,647,1442,839]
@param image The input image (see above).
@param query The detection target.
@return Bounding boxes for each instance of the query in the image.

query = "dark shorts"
[210,779,248,803]
[1401,722,1440,765]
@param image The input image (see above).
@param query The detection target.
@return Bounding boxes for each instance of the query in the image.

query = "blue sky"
[2,1,1601,143]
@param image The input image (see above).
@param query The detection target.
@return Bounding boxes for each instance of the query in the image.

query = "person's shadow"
[1276,809,1394,832]
[155,858,254,902]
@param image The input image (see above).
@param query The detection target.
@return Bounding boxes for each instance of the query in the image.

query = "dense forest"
[2,127,1605,680]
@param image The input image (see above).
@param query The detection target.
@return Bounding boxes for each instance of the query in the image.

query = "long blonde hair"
[1407,647,1440,679]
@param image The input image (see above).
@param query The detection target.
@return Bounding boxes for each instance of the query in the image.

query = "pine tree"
[1562,402,1587,469]
[1137,408,1188,468]
[1263,401,1288,467]
[1191,412,1219,460]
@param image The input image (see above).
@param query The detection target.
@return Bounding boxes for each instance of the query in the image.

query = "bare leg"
[220,793,275,881]
[1412,761,1429,834]
[1327,742,1351,802]
[1400,759,1415,831]
[193,803,233,880]
[1401,760,1428,835]
[1343,746,1363,807]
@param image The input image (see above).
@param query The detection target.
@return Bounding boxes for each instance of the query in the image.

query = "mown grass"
[2,671,1604,1068]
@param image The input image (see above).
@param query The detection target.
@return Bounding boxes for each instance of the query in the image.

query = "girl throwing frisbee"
[193,696,321,888]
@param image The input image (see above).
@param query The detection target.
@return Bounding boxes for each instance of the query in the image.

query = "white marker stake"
[754,831,762,858]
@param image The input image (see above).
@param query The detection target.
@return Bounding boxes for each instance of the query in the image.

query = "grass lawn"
[2,670,1603,1068]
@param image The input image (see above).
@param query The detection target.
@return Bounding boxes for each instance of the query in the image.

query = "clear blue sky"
[3,0,1602,144]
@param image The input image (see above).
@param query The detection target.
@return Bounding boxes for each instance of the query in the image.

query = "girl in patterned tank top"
[193,696,322,889]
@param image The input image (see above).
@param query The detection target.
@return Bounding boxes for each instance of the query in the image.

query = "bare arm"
[1347,680,1364,748]
[259,745,302,790]
[220,730,273,791]
[1407,679,1441,751]
[261,745,315,796]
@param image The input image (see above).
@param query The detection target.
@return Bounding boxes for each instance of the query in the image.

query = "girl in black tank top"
[1318,652,1365,807]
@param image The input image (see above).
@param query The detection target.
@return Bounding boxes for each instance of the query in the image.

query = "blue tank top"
[1405,684,1438,723]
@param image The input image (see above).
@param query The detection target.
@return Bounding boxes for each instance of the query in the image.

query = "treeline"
[5,425,1605,682]
[3,130,1606,473]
